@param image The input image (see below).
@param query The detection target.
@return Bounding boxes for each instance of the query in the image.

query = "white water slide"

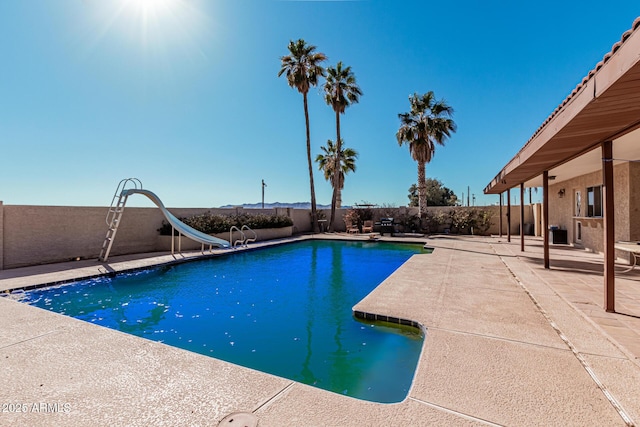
[99,179,230,262]
[126,189,230,247]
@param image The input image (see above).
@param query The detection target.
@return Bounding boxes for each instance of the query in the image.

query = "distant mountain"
[218,202,334,209]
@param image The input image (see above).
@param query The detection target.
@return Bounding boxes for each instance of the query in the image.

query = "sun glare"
[77,0,214,71]
[125,0,177,16]
[109,0,208,52]
[122,0,183,34]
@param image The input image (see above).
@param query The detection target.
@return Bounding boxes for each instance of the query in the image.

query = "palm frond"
[323,61,362,114]
[315,138,358,188]
[278,39,327,95]
[396,91,456,163]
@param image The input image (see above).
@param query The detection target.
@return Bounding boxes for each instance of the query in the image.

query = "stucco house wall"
[628,162,640,241]
[547,161,640,259]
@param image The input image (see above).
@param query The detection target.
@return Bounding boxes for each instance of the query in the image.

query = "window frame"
[586,185,603,217]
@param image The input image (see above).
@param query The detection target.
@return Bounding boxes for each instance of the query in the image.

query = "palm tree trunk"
[336,172,344,209]
[417,161,427,216]
[304,93,319,233]
[329,110,341,231]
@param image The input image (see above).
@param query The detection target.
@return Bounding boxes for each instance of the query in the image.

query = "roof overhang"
[485,17,640,195]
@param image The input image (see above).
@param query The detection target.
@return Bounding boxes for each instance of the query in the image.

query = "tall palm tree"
[278,39,327,232]
[315,138,358,210]
[323,61,362,231]
[396,91,456,216]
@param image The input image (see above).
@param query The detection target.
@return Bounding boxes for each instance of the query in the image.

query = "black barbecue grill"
[379,218,395,236]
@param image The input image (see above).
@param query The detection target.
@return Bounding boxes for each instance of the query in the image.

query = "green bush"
[421,210,447,233]
[343,209,361,227]
[158,212,293,235]
[448,208,493,235]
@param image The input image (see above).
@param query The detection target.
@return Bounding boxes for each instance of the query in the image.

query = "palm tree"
[278,39,327,232]
[396,92,456,216]
[408,184,419,207]
[316,139,358,210]
[323,61,362,231]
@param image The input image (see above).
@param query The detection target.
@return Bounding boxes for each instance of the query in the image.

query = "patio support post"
[520,183,525,252]
[507,188,511,242]
[499,193,503,237]
[543,171,550,269]
[602,140,615,312]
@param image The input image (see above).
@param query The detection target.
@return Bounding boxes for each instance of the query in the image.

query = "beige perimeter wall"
[0,203,528,270]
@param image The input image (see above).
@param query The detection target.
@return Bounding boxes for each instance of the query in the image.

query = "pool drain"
[217,412,258,427]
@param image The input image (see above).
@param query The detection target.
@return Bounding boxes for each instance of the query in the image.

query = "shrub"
[158,212,293,235]
[469,208,493,235]
[378,204,398,219]
[355,206,374,221]
[420,210,446,233]
[396,212,420,232]
[448,208,493,235]
[343,209,360,227]
[449,209,472,233]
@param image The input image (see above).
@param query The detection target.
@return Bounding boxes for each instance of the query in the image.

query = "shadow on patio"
[493,235,640,360]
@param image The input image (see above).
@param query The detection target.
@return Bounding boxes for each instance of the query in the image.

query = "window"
[587,186,603,217]
[575,191,581,217]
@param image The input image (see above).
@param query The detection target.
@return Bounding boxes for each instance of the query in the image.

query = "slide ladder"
[99,178,141,262]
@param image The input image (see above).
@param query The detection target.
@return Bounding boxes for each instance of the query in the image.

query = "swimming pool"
[24,240,426,403]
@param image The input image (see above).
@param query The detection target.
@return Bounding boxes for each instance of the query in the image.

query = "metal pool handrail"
[229,226,246,248]
[241,225,257,244]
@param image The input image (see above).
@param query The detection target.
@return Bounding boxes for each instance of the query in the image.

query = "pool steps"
[353,310,423,332]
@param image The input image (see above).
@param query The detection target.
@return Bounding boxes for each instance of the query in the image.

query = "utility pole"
[261,179,267,209]
[467,186,470,207]
[472,194,476,206]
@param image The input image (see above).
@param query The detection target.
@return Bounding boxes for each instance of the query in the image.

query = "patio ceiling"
[524,129,640,188]
[485,17,640,194]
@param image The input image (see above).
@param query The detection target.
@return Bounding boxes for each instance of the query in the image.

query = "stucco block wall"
[0,206,287,269]
[489,204,535,236]
[2,205,166,268]
[291,208,313,233]
[0,203,524,270]
[3,205,105,268]
[290,208,351,233]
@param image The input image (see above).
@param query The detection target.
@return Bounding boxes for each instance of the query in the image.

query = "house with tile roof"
[484,17,640,312]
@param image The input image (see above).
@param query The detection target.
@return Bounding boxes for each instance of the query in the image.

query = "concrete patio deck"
[0,235,638,426]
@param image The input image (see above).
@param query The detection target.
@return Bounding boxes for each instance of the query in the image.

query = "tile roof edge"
[522,16,640,151]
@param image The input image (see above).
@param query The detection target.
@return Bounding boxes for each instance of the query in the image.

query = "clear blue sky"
[1,1,638,208]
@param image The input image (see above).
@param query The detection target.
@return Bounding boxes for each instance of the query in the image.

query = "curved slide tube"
[123,189,230,249]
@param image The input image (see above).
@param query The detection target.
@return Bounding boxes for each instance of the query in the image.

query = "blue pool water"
[25,240,425,402]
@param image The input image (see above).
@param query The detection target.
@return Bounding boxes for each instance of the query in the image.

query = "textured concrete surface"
[1,235,639,426]
[1,298,292,427]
